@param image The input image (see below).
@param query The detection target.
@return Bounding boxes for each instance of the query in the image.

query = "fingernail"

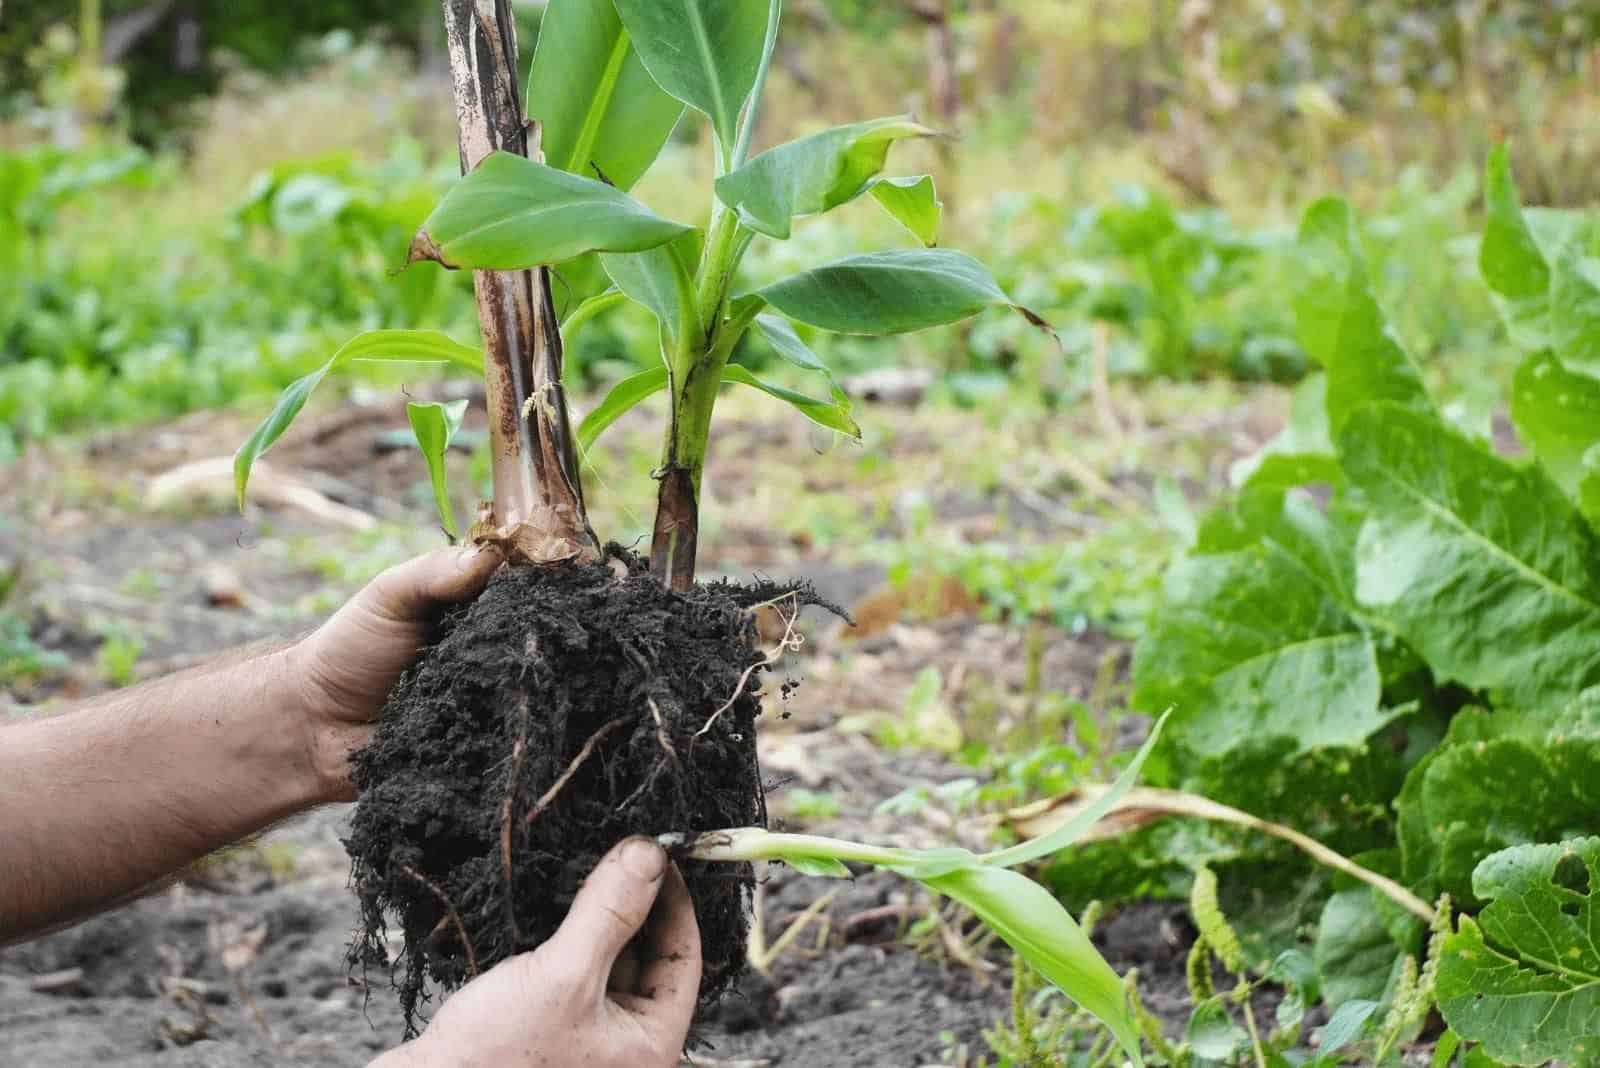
[620,838,666,881]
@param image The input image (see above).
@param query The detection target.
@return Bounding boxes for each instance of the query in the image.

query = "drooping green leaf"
[1292,198,1433,434]
[1314,889,1403,1008]
[576,366,669,453]
[983,714,1166,870]
[1339,403,1600,707]
[1317,998,1383,1060]
[525,0,684,191]
[1437,838,1600,1066]
[234,330,483,509]
[924,865,1143,1066]
[600,230,702,339]
[1510,350,1600,500]
[755,249,1043,336]
[753,313,849,405]
[611,0,771,151]
[1480,145,1553,351]
[868,174,941,246]
[1549,221,1600,378]
[410,151,693,271]
[407,399,468,539]
[713,117,935,239]
[559,288,628,344]
[1131,543,1390,770]
[1186,998,1246,1060]
[721,363,860,439]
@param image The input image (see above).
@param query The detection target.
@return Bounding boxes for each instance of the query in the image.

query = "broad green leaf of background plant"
[407,399,468,538]
[600,230,703,340]
[1549,222,1600,378]
[753,249,1043,335]
[1339,403,1600,707]
[923,864,1143,1066]
[525,0,684,191]
[1481,146,1553,351]
[1437,838,1600,1066]
[1292,198,1433,434]
[1509,351,1600,508]
[1314,889,1403,1007]
[1131,541,1389,770]
[410,152,693,270]
[611,0,771,151]
[713,116,935,239]
[868,175,941,246]
[233,330,483,509]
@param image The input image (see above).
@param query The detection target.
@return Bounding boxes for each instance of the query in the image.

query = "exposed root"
[396,863,478,980]
[500,695,533,947]
[695,598,803,741]
[649,696,681,767]
[523,715,630,829]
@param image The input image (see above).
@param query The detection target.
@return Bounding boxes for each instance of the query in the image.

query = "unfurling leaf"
[410,152,693,271]
[713,116,935,239]
[611,0,771,151]
[1437,838,1600,1065]
[754,249,1046,336]
[407,399,468,539]
[525,0,684,191]
[868,174,941,246]
[233,330,483,510]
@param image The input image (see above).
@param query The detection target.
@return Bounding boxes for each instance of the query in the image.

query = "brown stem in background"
[440,0,597,564]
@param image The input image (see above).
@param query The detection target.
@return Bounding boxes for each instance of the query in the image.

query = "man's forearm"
[0,642,325,944]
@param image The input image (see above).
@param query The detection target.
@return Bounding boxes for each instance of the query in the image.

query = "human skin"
[0,545,701,1067]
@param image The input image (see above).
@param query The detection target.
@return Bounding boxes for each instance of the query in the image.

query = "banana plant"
[233,0,1048,589]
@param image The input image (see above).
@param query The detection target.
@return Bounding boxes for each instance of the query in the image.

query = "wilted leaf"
[407,399,468,538]
[713,116,934,239]
[525,0,683,191]
[234,330,482,509]
[1339,403,1600,707]
[1437,837,1600,1066]
[411,152,693,270]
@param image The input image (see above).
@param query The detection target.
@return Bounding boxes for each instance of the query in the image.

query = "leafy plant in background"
[230,0,1143,1055]
[1047,147,1600,1065]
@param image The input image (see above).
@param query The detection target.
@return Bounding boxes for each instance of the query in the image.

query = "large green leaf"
[713,116,934,239]
[233,330,483,509]
[1437,838,1600,1066]
[525,0,684,191]
[924,865,1143,1066]
[611,0,771,152]
[1339,403,1600,707]
[410,151,693,270]
[407,399,468,539]
[754,249,1039,335]
[1481,146,1553,351]
[868,174,941,247]
[1292,198,1433,434]
[1510,350,1600,501]
[1131,537,1390,770]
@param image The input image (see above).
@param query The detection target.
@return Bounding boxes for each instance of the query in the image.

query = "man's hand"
[287,544,502,802]
[374,838,702,1068]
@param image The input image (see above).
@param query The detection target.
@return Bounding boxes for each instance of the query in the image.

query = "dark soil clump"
[346,549,826,1036]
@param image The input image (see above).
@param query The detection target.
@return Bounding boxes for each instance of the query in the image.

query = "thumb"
[365,543,502,623]
[552,838,668,980]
